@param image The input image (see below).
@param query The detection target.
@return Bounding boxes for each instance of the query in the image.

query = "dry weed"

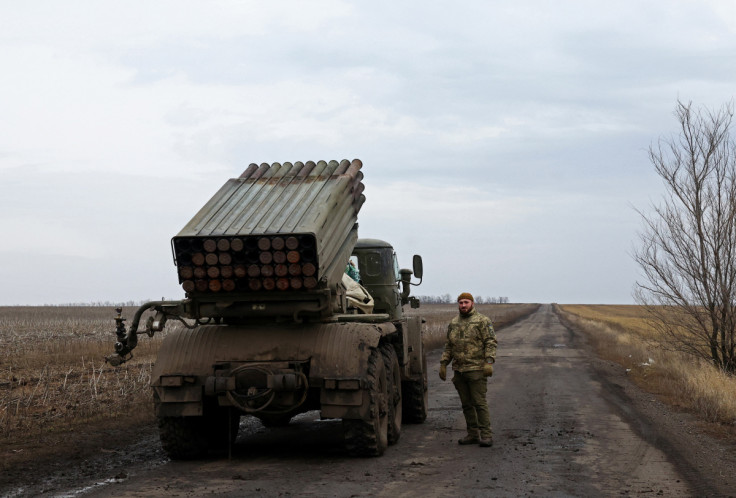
[557,305,736,426]
[412,303,540,350]
[0,306,167,443]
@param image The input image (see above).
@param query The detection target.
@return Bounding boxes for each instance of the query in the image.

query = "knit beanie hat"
[457,292,474,302]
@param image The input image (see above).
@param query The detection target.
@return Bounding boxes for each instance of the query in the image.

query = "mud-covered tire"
[402,350,428,424]
[380,344,402,445]
[158,416,210,460]
[343,348,389,457]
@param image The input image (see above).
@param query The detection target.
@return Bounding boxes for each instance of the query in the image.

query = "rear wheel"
[343,348,389,457]
[158,416,209,460]
[380,344,402,445]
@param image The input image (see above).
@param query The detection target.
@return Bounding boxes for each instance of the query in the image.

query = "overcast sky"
[2,1,735,305]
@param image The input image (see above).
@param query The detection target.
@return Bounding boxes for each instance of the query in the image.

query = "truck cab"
[351,238,423,320]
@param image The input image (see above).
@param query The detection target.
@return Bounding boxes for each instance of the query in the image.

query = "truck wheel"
[158,416,209,460]
[380,344,402,445]
[402,350,428,423]
[343,348,389,457]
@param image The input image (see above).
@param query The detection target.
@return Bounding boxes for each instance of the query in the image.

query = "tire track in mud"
[556,307,736,497]
[484,305,688,496]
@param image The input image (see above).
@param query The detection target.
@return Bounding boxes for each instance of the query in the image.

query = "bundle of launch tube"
[172,159,365,294]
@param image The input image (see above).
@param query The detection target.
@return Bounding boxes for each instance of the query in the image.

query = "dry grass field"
[0,306,166,451]
[412,302,540,350]
[557,304,736,427]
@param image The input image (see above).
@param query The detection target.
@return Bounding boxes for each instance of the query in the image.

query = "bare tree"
[634,100,736,374]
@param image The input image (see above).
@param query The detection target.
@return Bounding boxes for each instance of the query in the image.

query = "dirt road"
[17,304,736,497]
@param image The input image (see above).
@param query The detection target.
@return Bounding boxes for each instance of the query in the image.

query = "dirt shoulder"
[0,415,164,496]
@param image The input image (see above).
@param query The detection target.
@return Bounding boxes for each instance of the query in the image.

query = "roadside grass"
[556,304,736,427]
[0,306,166,450]
[416,303,540,350]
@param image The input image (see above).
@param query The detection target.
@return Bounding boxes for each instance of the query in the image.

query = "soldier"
[439,292,497,447]
[345,258,360,282]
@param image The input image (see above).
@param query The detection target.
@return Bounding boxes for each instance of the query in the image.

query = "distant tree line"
[417,295,509,304]
[41,295,513,308]
[43,300,153,307]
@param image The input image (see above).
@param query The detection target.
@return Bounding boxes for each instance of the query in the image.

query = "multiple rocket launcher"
[173,233,318,293]
[172,159,365,296]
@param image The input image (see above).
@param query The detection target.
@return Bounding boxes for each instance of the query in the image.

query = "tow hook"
[205,376,235,396]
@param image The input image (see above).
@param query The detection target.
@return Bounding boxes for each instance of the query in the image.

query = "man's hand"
[439,363,447,381]
[482,363,494,377]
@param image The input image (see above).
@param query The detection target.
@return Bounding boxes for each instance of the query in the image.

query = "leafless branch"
[634,100,736,373]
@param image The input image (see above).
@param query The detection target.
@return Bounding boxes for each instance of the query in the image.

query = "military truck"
[106,159,427,458]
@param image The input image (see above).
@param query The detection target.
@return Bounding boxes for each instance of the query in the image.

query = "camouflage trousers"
[452,370,492,439]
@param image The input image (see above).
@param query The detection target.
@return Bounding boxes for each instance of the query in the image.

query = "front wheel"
[381,344,402,445]
[402,350,428,424]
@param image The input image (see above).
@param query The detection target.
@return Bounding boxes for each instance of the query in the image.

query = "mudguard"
[403,315,424,378]
[151,321,396,384]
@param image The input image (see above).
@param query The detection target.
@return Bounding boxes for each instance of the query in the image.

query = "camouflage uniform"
[345,261,360,282]
[441,308,496,440]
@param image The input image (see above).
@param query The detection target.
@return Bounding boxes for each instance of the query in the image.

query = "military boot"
[478,437,493,447]
[458,434,480,445]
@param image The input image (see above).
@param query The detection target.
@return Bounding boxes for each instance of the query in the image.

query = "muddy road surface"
[15,304,736,497]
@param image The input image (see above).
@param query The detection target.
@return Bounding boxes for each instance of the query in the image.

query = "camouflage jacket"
[440,308,497,372]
